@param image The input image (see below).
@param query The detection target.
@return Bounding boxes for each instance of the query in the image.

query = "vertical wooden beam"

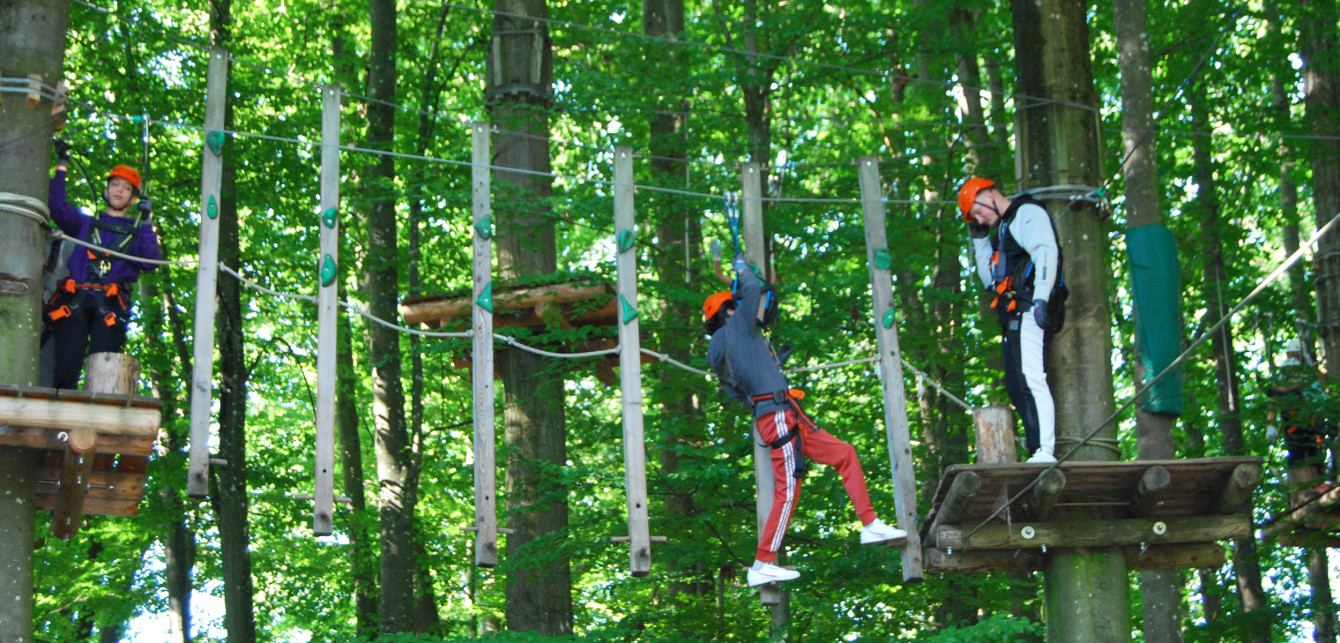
[54,354,139,538]
[974,405,1017,464]
[857,155,924,582]
[471,122,499,567]
[740,162,781,605]
[313,84,341,536]
[187,47,229,499]
[613,146,651,576]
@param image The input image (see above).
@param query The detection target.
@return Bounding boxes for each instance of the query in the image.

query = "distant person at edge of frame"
[959,177,1069,464]
[44,139,160,390]
[703,250,907,588]
[1266,338,1336,475]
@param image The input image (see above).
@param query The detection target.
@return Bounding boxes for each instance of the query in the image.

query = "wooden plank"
[858,155,923,582]
[471,122,499,568]
[940,514,1249,550]
[741,162,779,606]
[613,146,651,576]
[0,398,159,437]
[34,494,140,517]
[401,282,612,325]
[0,383,161,410]
[188,46,230,499]
[313,83,342,537]
[1278,531,1340,548]
[0,426,153,456]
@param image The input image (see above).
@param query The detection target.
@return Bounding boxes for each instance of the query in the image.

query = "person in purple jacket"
[45,142,160,389]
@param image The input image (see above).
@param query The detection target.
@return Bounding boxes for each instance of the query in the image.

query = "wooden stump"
[85,353,140,395]
[973,405,1016,464]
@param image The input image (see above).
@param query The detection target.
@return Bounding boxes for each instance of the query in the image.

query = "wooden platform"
[921,457,1262,573]
[0,383,162,523]
[1261,480,1340,548]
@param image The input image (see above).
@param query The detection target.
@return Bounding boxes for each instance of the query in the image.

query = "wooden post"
[857,155,923,582]
[313,84,341,536]
[741,162,781,606]
[187,47,229,499]
[471,122,499,568]
[1023,469,1066,521]
[613,146,651,576]
[53,353,138,539]
[1133,466,1171,518]
[973,405,1017,464]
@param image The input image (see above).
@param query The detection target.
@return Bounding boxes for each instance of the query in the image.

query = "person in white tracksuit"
[959,178,1068,464]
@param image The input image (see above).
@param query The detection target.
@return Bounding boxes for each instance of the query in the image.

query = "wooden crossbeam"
[401,281,612,326]
[926,542,1224,573]
[52,428,97,539]
[0,426,153,456]
[0,397,159,437]
[34,468,147,518]
[1216,463,1261,514]
[936,514,1249,551]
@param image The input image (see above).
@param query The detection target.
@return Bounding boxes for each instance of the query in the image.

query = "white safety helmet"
[1282,338,1303,367]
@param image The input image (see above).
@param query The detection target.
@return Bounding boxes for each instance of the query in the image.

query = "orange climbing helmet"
[703,291,736,320]
[957,177,996,221]
[107,164,142,192]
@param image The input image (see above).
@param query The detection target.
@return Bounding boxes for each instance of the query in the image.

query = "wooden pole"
[187,47,229,499]
[973,405,1016,464]
[313,84,341,536]
[53,354,138,539]
[857,155,924,582]
[613,146,651,576]
[471,122,499,568]
[740,162,782,606]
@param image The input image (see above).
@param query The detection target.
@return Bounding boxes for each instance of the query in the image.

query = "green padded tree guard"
[1127,224,1184,415]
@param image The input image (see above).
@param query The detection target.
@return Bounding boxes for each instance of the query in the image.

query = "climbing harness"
[985,195,1069,331]
[752,388,816,480]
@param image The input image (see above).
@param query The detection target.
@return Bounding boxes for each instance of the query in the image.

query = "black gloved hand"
[968,221,989,239]
[137,197,152,216]
[53,138,71,162]
[1033,298,1049,329]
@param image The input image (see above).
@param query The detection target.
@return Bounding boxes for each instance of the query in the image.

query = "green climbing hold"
[873,248,892,270]
[320,254,337,287]
[476,281,494,313]
[620,294,638,324]
[617,229,635,253]
[206,130,225,156]
[207,194,218,220]
[322,207,338,229]
[475,215,492,240]
[882,309,897,329]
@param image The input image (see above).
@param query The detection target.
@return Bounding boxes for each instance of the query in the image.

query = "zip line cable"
[961,210,1340,543]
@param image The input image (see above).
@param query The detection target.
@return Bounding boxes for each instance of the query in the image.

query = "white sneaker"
[747,563,800,587]
[860,518,908,544]
[1027,450,1057,464]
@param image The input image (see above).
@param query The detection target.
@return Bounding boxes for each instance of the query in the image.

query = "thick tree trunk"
[1188,75,1270,642]
[364,0,414,633]
[488,0,573,634]
[204,3,258,641]
[0,3,66,639]
[1114,0,1183,639]
[1300,3,1340,640]
[1013,0,1127,640]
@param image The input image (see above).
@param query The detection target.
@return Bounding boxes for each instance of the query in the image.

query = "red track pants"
[754,408,877,563]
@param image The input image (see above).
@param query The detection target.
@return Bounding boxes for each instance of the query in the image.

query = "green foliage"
[912,613,1044,643]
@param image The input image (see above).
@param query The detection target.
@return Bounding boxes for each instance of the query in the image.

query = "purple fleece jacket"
[48,169,161,285]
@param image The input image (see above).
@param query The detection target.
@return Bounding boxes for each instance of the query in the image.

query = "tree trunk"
[1013,0,1127,640]
[1300,3,1340,640]
[0,2,66,639]
[1115,0,1183,639]
[1303,0,1340,373]
[1188,74,1270,642]
[203,2,258,641]
[644,0,715,606]
[364,0,414,633]
[487,0,573,634]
